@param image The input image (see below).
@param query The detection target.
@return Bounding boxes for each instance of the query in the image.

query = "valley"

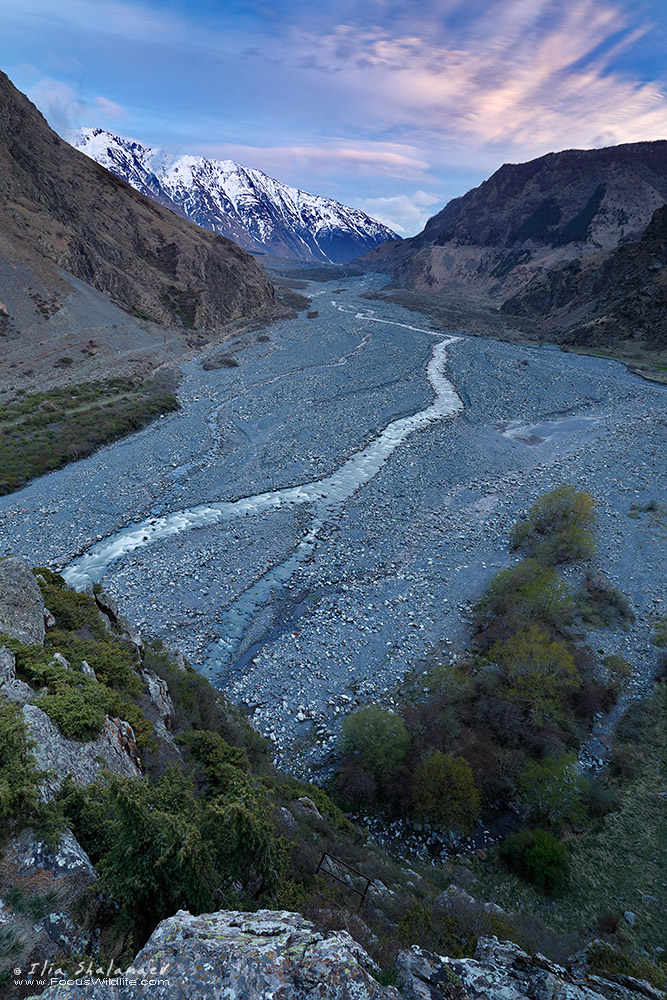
[1,272,665,777]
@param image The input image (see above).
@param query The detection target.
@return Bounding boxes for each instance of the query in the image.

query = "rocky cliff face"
[0,71,275,334]
[502,203,667,352]
[359,141,667,308]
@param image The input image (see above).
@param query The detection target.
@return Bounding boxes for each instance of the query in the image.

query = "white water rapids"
[63,327,463,674]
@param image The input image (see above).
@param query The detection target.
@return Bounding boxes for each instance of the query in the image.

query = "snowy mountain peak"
[67,127,399,264]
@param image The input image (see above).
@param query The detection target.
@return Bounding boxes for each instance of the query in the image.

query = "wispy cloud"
[199,141,430,182]
[286,0,667,158]
[353,191,442,235]
[28,79,128,132]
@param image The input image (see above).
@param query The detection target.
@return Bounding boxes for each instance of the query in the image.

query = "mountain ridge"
[68,127,399,264]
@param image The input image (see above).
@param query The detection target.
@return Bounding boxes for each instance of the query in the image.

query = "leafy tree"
[340,706,409,784]
[489,626,581,723]
[412,750,481,833]
[518,753,584,827]
[510,484,596,565]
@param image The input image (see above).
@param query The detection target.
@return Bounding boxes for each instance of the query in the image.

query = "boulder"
[27,909,399,999]
[0,556,45,645]
[94,589,119,623]
[22,703,142,799]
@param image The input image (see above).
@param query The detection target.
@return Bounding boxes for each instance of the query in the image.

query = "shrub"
[63,766,290,946]
[603,654,632,691]
[489,626,581,723]
[0,702,46,836]
[340,706,410,785]
[476,559,573,636]
[576,573,634,628]
[509,485,596,564]
[411,750,481,833]
[500,828,569,895]
[652,617,667,648]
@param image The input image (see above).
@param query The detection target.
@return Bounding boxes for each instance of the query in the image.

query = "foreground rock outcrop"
[397,937,665,1000]
[25,913,667,1000]
[27,909,397,999]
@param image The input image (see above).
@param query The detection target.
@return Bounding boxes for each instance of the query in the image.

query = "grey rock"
[29,908,399,999]
[0,556,45,645]
[295,795,323,819]
[81,659,97,680]
[44,607,56,629]
[22,703,142,799]
[0,644,34,703]
[94,589,120,622]
[1,828,99,981]
[624,910,636,928]
[141,668,175,728]
[51,651,70,670]
[0,644,15,682]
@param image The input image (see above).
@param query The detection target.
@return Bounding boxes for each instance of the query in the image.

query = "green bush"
[62,765,290,946]
[412,750,481,833]
[576,573,634,628]
[476,559,573,635]
[500,828,569,895]
[652,617,667,648]
[603,654,632,691]
[0,702,46,836]
[340,706,410,784]
[510,485,596,565]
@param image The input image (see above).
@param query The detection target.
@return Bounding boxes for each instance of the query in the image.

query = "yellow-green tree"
[412,750,481,833]
[489,625,581,723]
[510,484,596,564]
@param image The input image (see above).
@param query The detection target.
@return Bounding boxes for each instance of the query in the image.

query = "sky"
[3,0,667,235]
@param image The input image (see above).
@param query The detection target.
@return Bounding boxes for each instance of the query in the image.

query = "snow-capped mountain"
[67,128,399,264]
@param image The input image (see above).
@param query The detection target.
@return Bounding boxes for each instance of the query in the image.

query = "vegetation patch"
[0,373,179,495]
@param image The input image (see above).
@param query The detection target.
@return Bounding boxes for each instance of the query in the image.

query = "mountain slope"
[359,141,667,303]
[68,127,398,264]
[0,70,275,343]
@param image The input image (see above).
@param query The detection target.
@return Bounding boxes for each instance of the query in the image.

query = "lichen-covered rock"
[22,703,142,799]
[28,909,399,999]
[0,556,45,645]
[396,937,666,1000]
[1,828,99,999]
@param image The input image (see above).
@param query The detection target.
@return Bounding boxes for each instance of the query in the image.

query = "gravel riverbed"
[1,274,665,776]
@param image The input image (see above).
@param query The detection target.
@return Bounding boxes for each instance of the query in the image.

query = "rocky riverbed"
[1,274,665,776]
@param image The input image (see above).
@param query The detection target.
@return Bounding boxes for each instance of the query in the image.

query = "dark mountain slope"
[0,71,275,333]
[359,141,667,304]
[503,202,667,352]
